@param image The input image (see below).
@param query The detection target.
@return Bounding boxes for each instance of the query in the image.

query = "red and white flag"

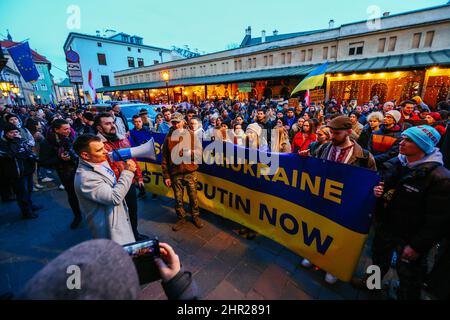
[304,89,310,106]
[88,69,97,102]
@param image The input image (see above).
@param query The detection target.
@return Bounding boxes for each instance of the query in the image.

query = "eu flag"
[7,42,40,82]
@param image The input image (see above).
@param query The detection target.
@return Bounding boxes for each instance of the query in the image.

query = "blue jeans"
[13,175,34,216]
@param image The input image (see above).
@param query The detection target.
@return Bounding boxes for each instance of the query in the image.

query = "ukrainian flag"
[291,62,328,96]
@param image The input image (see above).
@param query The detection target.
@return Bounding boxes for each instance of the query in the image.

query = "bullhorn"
[109,138,157,162]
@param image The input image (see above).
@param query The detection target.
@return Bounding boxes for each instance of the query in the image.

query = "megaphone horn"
[109,138,157,162]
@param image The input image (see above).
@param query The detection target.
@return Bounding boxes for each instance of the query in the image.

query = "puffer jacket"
[368,124,402,166]
[377,150,450,254]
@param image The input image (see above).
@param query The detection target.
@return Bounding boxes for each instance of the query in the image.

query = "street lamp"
[0,79,11,92]
[162,71,170,103]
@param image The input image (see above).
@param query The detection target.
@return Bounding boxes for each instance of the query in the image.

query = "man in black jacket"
[41,119,82,229]
[0,124,41,219]
[371,125,450,299]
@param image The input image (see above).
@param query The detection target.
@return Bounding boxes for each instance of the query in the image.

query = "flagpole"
[75,83,82,107]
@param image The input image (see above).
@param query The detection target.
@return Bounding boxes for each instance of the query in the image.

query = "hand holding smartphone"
[123,238,161,285]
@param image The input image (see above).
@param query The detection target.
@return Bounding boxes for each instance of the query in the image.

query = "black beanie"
[2,123,19,134]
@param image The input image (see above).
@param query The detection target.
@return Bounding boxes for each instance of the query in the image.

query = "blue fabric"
[7,42,40,82]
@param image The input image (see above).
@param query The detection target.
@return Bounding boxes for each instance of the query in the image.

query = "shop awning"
[97,49,450,93]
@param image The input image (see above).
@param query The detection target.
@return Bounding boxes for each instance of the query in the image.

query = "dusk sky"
[0,0,445,79]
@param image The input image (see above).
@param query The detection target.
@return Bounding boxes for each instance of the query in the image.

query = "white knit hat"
[385,110,401,123]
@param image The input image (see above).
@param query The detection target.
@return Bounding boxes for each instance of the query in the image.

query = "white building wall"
[112,5,450,85]
[66,36,173,94]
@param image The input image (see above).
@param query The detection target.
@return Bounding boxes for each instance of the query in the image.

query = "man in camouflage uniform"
[162,112,203,231]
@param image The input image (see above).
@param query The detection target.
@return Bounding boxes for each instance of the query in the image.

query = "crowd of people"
[1,92,449,300]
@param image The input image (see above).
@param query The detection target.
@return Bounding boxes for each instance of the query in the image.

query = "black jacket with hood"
[377,149,450,254]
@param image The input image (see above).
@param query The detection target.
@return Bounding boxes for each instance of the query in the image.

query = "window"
[138,49,141,53]
[138,58,144,67]
[281,53,286,64]
[268,55,273,66]
[388,36,397,52]
[97,42,102,47]
[424,31,434,47]
[97,53,107,65]
[128,47,131,51]
[40,84,48,91]
[412,33,421,49]
[239,59,243,70]
[101,76,110,87]
[307,49,313,61]
[247,58,252,69]
[378,38,386,52]
[264,55,268,66]
[128,57,135,68]
[286,52,292,64]
[349,42,364,56]
[300,50,306,62]
[153,60,159,65]
[330,46,337,58]
[323,47,328,60]
[253,57,257,68]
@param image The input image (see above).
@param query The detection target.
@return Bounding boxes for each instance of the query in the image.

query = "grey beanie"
[18,239,140,300]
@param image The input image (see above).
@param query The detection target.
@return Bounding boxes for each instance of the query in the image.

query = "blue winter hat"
[402,125,441,155]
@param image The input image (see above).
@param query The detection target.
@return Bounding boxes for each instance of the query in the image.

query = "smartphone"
[123,238,161,285]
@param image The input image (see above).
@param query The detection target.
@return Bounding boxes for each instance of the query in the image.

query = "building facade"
[32,61,57,104]
[98,4,450,107]
[0,40,48,106]
[63,31,184,101]
[54,78,76,104]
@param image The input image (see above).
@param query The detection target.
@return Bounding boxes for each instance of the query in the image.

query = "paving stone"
[194,257,234,298]
[242,247,277,273]
[317,286,345,300]
[290,267,323,298]
[225,260,263,295]
[140,280,165,300]
[274,248,301,274]
[216,238,249,267]
[256,236,285,256]
[252,264,290,300]
[205,280,246,300]
[279,281,313,300]
[245,289,265,300]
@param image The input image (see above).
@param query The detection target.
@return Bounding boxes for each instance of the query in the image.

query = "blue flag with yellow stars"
[7,42,40,82]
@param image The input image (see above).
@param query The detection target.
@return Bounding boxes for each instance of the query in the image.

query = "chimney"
[261,30,266,43]
[328,19,335,29]
[245,26,252,37]
[273,30,279,36]
[383,12,390,17]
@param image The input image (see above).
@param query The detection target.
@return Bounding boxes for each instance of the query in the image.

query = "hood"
[381,124,401,133]
[398,148,444,168]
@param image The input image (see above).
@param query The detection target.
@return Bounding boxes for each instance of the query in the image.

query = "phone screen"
[123,239,161,285]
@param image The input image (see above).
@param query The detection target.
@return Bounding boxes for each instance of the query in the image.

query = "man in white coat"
[73,134,136,245]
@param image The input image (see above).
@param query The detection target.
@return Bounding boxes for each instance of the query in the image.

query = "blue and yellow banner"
[131,131,380,281]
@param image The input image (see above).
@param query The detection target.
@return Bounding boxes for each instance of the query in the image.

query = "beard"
[103,132,120,142]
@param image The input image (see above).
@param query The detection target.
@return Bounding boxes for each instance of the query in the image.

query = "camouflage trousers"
[171,172,200,219]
